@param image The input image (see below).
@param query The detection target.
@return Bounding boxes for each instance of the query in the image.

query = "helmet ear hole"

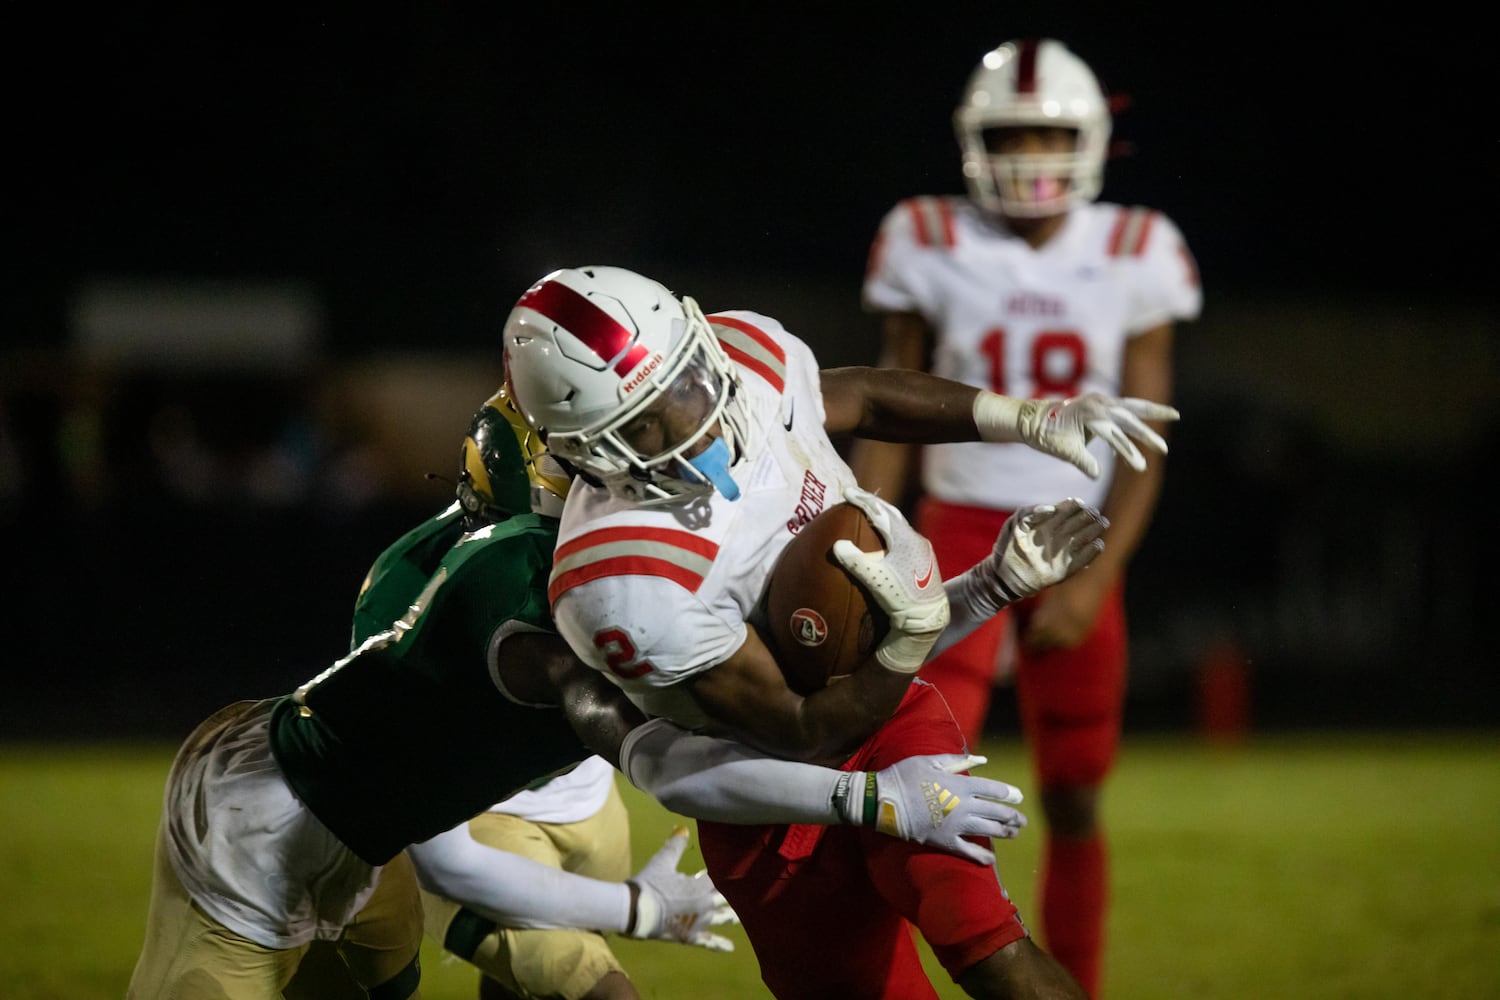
[458,383,572,523]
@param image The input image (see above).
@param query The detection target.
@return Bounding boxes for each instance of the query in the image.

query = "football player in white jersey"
[504,264,1178,999]
[850,38,1203,996]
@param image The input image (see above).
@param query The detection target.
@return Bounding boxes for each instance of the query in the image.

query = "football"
[764,502,889,695]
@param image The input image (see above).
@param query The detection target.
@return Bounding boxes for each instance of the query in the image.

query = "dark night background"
[3,7,1495,740]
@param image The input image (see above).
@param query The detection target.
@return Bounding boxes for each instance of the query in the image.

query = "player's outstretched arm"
[407,823,736,950]
[974,391,1178,479]
[930,498,1108,660]
[820,366,1177,479]
[620,720,1024,866]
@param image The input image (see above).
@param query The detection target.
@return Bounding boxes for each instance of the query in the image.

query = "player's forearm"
[407,826,633,933]
[620,718,855,824]
[822,366,984,442]
[786,659,911,763]
[930,566,1011,660]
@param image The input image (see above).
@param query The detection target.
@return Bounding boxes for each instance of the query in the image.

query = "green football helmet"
[457,384,570,524]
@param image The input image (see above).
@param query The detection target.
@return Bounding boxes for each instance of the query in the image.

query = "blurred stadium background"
[1,7,1495,996]
[4,8,1493,740]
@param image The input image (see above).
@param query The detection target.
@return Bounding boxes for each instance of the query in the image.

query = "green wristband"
[861,772,880,826]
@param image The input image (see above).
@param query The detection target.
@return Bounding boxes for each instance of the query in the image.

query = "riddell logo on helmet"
[621,354,665,394]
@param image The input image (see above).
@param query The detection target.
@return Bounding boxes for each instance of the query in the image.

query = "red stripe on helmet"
[1016,39,1039,94]
[517,279,643,376]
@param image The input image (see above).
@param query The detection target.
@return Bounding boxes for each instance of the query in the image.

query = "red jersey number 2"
[594,628,655,680]
[979,327,1087,398]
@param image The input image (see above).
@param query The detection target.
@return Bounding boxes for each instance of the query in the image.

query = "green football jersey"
[267,502,592,865]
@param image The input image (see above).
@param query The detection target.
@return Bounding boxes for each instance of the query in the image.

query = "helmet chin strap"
[682,437,741,501]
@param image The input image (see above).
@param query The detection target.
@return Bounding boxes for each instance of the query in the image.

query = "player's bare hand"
[833,486,949,674]
[836,753,1027,866]
[627,827,739,951]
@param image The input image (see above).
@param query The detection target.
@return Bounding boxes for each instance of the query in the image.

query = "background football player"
[851,38,1203,996]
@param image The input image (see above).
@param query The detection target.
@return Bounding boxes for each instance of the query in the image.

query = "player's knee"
[365,951,421,1000]
[509,930,622,999]
[958,935,1088,999]
[1040,783,1100,838]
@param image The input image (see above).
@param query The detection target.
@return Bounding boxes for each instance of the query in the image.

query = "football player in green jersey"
[129,386,1035,1000]
[287,393,718,1000]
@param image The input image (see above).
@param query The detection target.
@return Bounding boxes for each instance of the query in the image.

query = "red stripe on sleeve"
[554,525,720,564]
[905,199,932,247]
[549,555,707,605]
[937,198,956,248]
[1106,208,1130,257]
[721,344,783,393]
[1131,211,1157,256]
[708,313,787,393]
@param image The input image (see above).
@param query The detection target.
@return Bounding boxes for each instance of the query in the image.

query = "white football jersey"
[549,312,858,731]
[864,196,1202,509]
[485,754,617,824]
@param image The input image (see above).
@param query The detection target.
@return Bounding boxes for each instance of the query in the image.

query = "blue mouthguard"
[683,437,741,501]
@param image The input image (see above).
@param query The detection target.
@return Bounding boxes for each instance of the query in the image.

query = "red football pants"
[697,682,1029,1000]
[914,498,1126,787]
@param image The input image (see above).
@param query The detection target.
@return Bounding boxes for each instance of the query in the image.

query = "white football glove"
[988,498,1108,604]
[627,827,739,951]
[832,486,949,674]
[834,753,1026,866]
[975,391,1179,479]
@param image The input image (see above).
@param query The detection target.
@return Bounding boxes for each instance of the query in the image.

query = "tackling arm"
[408,822,736,949]
[621,719,1029,866]
[534,617,1023,864]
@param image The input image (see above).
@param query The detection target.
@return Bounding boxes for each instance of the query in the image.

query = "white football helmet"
[502,265,751,506]
[954,38,1111,218]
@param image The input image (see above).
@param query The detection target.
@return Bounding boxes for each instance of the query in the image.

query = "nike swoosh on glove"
[833,486,949,673]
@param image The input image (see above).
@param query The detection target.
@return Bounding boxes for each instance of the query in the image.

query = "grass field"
[2,732,1496,999]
